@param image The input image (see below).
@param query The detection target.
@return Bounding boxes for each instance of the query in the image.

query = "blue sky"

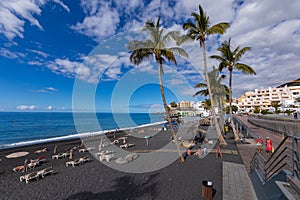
[0,0,299,112]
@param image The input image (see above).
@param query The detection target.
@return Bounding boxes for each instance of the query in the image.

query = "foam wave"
[0,121,165,150]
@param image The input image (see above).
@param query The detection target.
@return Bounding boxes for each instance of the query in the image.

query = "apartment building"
[237,85,295,112]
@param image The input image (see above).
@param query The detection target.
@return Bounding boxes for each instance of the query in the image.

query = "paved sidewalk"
[223,162,258,200]
[235,115,283,147]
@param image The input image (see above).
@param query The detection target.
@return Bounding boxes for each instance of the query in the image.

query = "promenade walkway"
[235,115,283,147]
[223,162,257,200]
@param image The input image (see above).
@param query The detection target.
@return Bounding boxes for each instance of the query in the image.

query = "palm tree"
[203,99,211,112]
[128,18,188,162]
[210,38,256,140]
[182,5,230,146]
[194,67,229,134]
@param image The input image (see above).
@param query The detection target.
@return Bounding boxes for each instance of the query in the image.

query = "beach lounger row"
[65,156,91,167]
[13,156,46,172]
[120,143,135,148]
[51,152,70,159]
[19,166,54,184]
[96,150,115,162]
[78,147,95,152]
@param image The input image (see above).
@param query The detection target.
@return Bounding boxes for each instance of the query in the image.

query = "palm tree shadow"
[63,174,159,200]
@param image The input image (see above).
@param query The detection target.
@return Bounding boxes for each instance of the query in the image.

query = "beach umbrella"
[69,149,73,160]
[23,159,28,172]
[54,145,57,154]
[144,135,151,146]
[99,137,103,151]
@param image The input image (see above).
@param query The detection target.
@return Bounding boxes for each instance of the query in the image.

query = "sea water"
[0,112,164,150]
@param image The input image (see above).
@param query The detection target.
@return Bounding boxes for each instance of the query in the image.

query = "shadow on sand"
[63,174,159,200]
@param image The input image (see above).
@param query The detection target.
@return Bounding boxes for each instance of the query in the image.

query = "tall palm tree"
[182,5,230,146]
[194,67,229,134]
[128,18,188,162]
[210,38,256,139]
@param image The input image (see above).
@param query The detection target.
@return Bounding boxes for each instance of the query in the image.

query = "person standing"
[294,111,298,119]
[265,137,272,153]
[216,146,222,158]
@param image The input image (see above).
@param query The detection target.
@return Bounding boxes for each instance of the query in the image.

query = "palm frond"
[209,55,225,62]
[176,34,193,45]
[234,47,251,62]
[160,49,177,65]
[162,31,180,45]
[194,89,209,97]
[207,23,230,35]
[235,63,256,75]
[195,83,207,88]
[167,47,189,58]
[129,48,153,66]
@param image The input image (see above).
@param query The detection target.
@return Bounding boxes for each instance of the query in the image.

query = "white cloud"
[47,105,53,110]
[46,53,128,83]
[17,105,38,110]
[0,48,26,59]
[29,49,49,58]
[46,87,57,91]
[215,0,300,97]
[30,87,57,93]
[71,1,120,42]
[0,0,70,40]
[53,0,70,13]
[28,61,43,66]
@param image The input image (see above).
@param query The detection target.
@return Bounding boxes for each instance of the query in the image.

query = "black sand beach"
[0,123,243,200]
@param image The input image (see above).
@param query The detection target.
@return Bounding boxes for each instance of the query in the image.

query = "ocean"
[0,112,164,150]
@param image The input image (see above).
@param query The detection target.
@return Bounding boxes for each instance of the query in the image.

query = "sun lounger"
[62,152,70,157]
[99,153,114,162]
[79,156,91,163]
[79,147,95,152]
[181,141,194,148]
[120,143,135,148]
[52,153,64,159]
[101,142,109,147]
[20,172,39,184]
[111,139,119,144]
[37,167,53,178]
[38,156,46,163]
[66,159,81,167]
[115,153,139,164]
[13,165,24,172]
[79,148,87,152]
[28,161,39,169]
[118,137,128,144]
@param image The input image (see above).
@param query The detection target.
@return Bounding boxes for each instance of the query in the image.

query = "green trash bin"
[202,181,213,200]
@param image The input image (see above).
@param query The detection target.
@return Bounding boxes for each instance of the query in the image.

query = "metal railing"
[250,134,300,183]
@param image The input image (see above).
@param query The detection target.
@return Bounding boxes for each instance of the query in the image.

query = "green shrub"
[261,110,269,115]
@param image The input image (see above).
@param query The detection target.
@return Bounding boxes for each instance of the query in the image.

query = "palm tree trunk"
[229,69,240,141]
[158,61,184,162]
[219,97,225,134]
[201,42,227,146]
[229,68,233,122]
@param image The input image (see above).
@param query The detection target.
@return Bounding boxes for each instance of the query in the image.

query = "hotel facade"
[235,79,300,113]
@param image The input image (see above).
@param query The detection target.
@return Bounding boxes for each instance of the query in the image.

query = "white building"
[237,82,298,113]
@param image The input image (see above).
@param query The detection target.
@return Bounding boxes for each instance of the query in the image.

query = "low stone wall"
[248,116,300,137]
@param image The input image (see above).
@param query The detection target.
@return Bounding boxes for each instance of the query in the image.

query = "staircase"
[250,134,300,199]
